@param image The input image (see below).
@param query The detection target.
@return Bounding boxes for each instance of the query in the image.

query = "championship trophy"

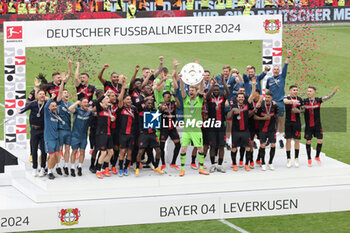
[180,62,204,85]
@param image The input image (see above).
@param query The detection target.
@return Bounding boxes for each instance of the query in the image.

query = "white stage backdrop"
[3,15,282,149]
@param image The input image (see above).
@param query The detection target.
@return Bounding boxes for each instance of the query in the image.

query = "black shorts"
[285,121,301,139]
[89,129,96,149]
[139,133,160,149]
[259,131,276,144]
[119,133,135,149]
[304,126,323,140]
[111,128,120,146]
[202,128,209,145]
[96,134,113,151]
[207,127,225,146]
[231,131,251,148]
[160,128,180,142]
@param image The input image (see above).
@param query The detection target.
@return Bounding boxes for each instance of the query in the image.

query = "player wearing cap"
[283,85,303,168]
[254,91,279,171]
[302,85,338,166]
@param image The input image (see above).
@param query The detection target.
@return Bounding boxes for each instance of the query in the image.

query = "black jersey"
[104,81,122,95]
[118,106,138,135]
[231,102,253,132]
[159,101,176,130]
[284,96,303,123]
[207,94,227,123]
[303,97,323,128]
[110,102,119,130]
[47,81,61,97]
[95,96,112,136]
[76,83,96,102]
[138,107,157,134]
[256,101,279,133]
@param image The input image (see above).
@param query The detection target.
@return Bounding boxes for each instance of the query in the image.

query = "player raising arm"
[302,85,339,166]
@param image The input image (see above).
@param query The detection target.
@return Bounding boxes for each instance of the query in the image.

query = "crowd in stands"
[0,0,346,16]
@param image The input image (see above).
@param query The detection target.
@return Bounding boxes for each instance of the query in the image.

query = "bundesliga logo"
[263,19,281,34]
[6,26,23,39]
[58,208,81,226]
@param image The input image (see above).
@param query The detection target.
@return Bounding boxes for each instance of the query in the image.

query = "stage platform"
[1,140,350,232]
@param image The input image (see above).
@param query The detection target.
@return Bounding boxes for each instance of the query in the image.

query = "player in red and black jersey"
[117,77,138,177]
[254,91,279,171]
[88,90,104,173]
[140,56,163,85]
[46,61,72,98]
[230,86,252,168]
[248,87,263,168]
[159,91,181,170]
[206,78,229,173]
[129,65,142,103]
[94,90,115,179]
[283,85,304,168]
[135,99,164,176]
[98,64,122,95]
[227,80,255,172]
[302,85,338,166]
[75,62,96,102]
[108,92,120,174]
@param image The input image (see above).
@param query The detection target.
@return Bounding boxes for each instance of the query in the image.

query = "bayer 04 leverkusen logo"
[58,208,81,226]
[263,19,281,34]
[143,111,161,129]
[6,26,23,39]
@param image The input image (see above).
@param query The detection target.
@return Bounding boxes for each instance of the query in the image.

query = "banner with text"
[4,15,282,48]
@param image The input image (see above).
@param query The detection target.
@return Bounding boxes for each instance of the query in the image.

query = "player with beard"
[108,92,120,174]
[158,91,181,170]
[18,80,48,177]
[302,85,338,166]
[56,74,72,176]
[179,79,209,176]
[68,97,94,176]
[206,78,229,173]
[140,56,163,85]
[46,60,72,98]
[283,85,303,168]
[129,65,142,102]
[117,77,138,176]
[243,65,270,95]
[88,90,104,173]
[98,64,122,95]
[75,62,96,102]
[44,93,61,180]
[135,99,164,176]
[249,87,263,167]
[95,90,115,179]
[265,50,292,149]
[254,91,279,171]
[227,80,255,172]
